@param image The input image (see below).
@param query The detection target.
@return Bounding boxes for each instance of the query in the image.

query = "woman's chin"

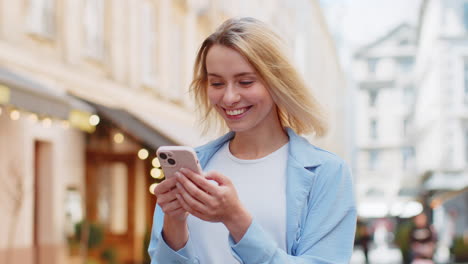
[225,123,252,133]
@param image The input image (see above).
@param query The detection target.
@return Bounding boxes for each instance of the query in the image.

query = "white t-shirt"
[187,141,289,264]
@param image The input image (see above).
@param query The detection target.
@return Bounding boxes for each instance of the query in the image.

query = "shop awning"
[87,101,176,149]
[0,68,96,132]
[424,171,468,191]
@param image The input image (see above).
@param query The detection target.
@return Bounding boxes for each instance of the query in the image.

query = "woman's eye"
[210,82,224,87]
[239,81,254,86]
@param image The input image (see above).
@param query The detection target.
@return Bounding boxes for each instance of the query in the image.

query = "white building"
[353,24,419,218]
[414,0,468,243]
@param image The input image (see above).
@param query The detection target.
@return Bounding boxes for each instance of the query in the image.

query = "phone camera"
[168,158,176,165]
[159,153,167,160]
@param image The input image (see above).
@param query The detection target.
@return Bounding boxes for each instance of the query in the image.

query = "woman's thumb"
[205,171,228,186]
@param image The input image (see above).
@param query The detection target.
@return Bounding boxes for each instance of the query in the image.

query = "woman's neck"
[229,122,289,160]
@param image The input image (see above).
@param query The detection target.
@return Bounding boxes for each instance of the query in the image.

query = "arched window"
[84,0,105,59]
[26,0,55,38]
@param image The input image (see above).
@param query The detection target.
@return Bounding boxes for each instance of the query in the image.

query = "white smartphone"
[156,146,203,178]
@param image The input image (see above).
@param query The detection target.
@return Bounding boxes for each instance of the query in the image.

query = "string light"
[3,108,72,130]
[138,148,149,160]
[149,183,158,195]
[61,120,70,129]
[152,157,160,167]
[114,133,124,144]
[28,113,38,123]
[10,110,20,120]
[42,117,52,128]
[151,168,164,179]
[89,114,100,126]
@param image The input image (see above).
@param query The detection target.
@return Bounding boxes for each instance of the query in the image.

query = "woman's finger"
[205,171,231,186]
[176,182,208,213]
[154,177,178,196]
[176,171,212,203]
[156,187,178,205]
[161,199,183,213]
[175,193,206,219]
[179,168,218,194]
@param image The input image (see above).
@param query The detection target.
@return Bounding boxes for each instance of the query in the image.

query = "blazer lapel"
[285,157,316,253]
[284,128,320,253]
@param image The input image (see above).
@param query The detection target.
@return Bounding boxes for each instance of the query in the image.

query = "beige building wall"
[0,0,345,262]
[0,112,86,263]
[0,0,345,148]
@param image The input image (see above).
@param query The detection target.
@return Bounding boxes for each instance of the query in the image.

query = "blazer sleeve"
[228,160,357,264]
[148,205,200,263]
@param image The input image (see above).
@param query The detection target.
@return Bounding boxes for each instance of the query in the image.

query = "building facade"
[414,0,468,248]
[353,24,419,218]
[0,0,346,263]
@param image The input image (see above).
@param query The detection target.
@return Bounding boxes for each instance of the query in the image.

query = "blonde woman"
[149,17,356,264]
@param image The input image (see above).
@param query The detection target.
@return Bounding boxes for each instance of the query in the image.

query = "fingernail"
[175,172,182,178]
[180,168,187,173]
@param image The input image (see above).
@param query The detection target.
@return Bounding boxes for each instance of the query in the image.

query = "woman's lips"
[223,106,252,120]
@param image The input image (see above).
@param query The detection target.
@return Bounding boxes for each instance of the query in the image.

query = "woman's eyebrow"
[207,72,255,77]
[234,72,256,77]
[207,73,222,77]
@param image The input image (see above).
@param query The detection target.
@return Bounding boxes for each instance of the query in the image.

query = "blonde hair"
[190,17,327,136]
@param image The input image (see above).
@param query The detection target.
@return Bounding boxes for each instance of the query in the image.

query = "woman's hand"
[154,176,189,250]
[154,176,188,221]
[175,168,252,242]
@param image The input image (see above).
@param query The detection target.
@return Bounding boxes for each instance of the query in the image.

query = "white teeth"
[226,108,247,116]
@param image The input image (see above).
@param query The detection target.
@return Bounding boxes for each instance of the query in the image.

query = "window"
[397,57,414,72]
[96,163,128,234]
[399,39,409,46]
[26,0,55,37]
[464,3,468,30]
[370,119,378,139]
[403,118,409,137]
[367,58,379,75]
[403,85,414,105]
[169,21,184,100]
[465,129,468,163]
[369,150,379,170]
[64,188,83,237]
[366,188,384,197]
[402,147,415,169]
[84,0,105,59]
[369,90,378,107]
[141,2,157,86]
[464,60,468,98]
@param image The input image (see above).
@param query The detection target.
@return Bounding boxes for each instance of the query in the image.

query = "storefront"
[0,68,95,264]
[0,68,174,264]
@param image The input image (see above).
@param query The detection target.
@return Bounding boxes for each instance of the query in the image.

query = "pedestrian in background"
[355,219,372,264]
[149,17,357,263]
[409,212,436,264]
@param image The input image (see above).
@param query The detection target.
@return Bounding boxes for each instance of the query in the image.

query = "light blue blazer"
[149,128,357,264]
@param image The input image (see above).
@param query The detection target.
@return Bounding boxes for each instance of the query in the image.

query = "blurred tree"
[0,160,27,264]
[451,236,468,262]
[394,219,414,264]
[75,221,104,249]
[143,228,151,264]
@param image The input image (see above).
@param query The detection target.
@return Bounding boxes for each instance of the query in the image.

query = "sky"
[319,0,422,52]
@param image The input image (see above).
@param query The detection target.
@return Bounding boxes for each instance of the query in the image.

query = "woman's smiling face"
[206,44,278,133]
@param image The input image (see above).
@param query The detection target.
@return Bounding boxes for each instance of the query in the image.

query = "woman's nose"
[223,85,240,106]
